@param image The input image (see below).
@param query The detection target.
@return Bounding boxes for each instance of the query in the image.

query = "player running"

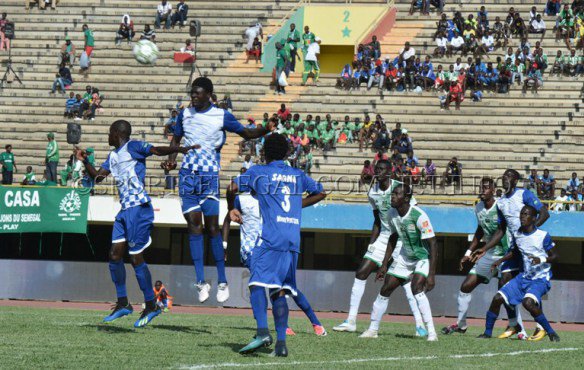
[360,184,439,341]
[478,205,560,342]
[223,168,327,337]
[77,120,194,327]
[471,169,549,340]
[226,133,326,357]
[333,160,426,337]
[163,77,274,303]
[442,177,509,335]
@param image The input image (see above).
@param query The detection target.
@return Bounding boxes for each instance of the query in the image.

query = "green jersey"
[46,140,59,162]
[475,200,509,257]
[24,172,36,182]
[287,28,301,48]
[321,129,334,141]
[388,205,435,260]
[291,119,303,128]
[0,152,15,172]
[369,180,417,236]
[276,49,287,68]
[306,129,319,140]
[345,121,356,131]
[316,121,327,132]
[84,29,95,47]
[302,31,316,50]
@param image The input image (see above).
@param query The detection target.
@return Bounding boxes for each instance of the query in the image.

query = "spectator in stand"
[529,14,547,42]
[557,13,575,50]
[0,144,16,185]
[246,37,262,64]
[180,39,195,53]
[0,13,9,52]
[566,172,580,192]
[399,42,416,62]
[242,154,254,170]
[434,31,448,58]
[75,85,92,120]
[320,124,335,151]
[171,0,189,28]
[523,64,543,94]
[64,92,79,118]
[164,109,179,137]
[497,65,512,93]
[510,58,525,86]
[390,147,402,164]
[21,166,36,185]
[274,42,288,95]
[276,104,291,121]
[51,62,73,94]
[116,24,133,46]
[82,87,102,121]
[476,30,494,57]
[298,146,313,174]
[447,31,466,58]
[121,14,135,37]
[550,50,565,76]
[373,126,390,152]
[545,0,562,16]
[396,129,413,154]
[422,158,436,187]
[140,25,156,42]
[238,117,257,156]
[568,189,583,212]
[565,49,581,76]
[302,36,321,86]
[45,133,59,184]
[245,23,263,55]
[443,157,462,187]
[368,35,381,59]
[405,150,419,168]
[286,23,301,73]
[368,60,384,91]
[527,168,542,195]
[59,36,75,66]
[155,0,173,29]
[417,65,436,91]
[510,12,527,39]
[337,64,353,89]
[552,188,569,212]
[540,169,556,199]
[360,160,375,187]
[443,82,464,110]
[82,24,94,57]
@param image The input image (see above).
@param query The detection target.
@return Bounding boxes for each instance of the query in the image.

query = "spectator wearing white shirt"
[242,154,254,170]
[180,39,194,53]
[552,188,569,212]
[529,6,540,22]
[447,32,465,57]
[452,57,466,73]
[245,23,263,51]
[567,189,583,212]
[476,30,494,57]
[155,0,173,30]
[566,172,580,192]
[434,31,448,58]
[399,42,416,62]
[529,14,546,42]
[302,37,321,86]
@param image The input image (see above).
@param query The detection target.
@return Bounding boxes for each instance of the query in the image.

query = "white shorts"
[469,251,500,283]
[363,233,389,267]
[388,252,429,279]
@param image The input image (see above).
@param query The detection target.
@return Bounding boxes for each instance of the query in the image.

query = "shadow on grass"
[84,324,135,333]
[394,333,419,340]
[153,324,212,334]
[195,342,273,355]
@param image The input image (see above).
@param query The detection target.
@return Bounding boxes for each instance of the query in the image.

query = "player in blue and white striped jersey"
[164,77,275,304]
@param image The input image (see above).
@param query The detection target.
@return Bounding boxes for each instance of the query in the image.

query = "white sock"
[457,291,472,329]
[348,278,367,322]
[369,294,389,331]
[414,292,436,335]
[515,305,524,331]
[402,282,424,328]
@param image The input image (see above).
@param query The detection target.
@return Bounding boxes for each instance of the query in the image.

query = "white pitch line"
[179,347,581,369]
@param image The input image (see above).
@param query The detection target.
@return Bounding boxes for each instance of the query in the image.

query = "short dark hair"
[264,133,288,161]
[481,177,494,187]
[505,169,520,180]
[5,144,11,150]
[111,120,132,138]
[192,76,214,94]
[522,205,537,216]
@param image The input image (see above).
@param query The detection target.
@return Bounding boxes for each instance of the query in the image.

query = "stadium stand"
[0,0,582,205]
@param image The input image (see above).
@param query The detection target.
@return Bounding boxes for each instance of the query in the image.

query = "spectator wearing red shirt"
[360,160,375,188]
[445,82,464,110]
[276,103,291,121]
[0,13,10,52]
[372,150,388,167]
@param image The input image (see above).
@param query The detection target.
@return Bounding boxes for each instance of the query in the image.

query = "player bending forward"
[223,168,327,337]
[77,120,194,327]
[227,133,326,357]
[478,205,560,342]
[334,160,427,337]
[443,177,509,335]
[360,184,439,341]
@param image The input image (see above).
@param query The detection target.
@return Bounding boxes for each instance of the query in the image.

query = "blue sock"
[271,295,289,342]
[210,234,227,284]
[250,286,269,335]
[293,290,321,326]
[133,262,155,302]
[189,234,205,283]
[534,313,556,335]
[108,260,127,299]
[485,310,498,337]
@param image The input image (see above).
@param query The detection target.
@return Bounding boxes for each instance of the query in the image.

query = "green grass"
[0,307,582,369]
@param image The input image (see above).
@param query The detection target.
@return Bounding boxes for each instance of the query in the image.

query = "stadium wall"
[1,259,582,323]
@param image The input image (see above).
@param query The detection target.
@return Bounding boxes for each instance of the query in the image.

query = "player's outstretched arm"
[461,226,484,270]
[163,134,183,171]
[490,248,515,273]
[368,210,382,245]
[471,220,506,262]
[302,191,326,208]
[535,206,550,227]
[75,147,110,183]
[238,120,276,141]
[377,233,398,280]
[426,237,438,291]
[149,144,200,156]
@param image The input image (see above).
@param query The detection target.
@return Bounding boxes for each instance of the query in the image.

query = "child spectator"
[540,169,556,199]
[140,24,156,42]
[64,92,77,118]
[246,37,262,64]
[337,64,353,90]
[154,280,173,311]
[22,166,36,185]
[552,189,569,212]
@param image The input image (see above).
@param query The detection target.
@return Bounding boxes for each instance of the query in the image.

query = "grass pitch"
[0,306,582,369]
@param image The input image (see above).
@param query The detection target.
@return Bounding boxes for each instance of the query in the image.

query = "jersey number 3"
[281,186,291,212]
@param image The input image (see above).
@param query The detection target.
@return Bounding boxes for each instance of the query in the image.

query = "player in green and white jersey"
[334,160,426,337]
[442,177,509,335]
[360,184,439,341]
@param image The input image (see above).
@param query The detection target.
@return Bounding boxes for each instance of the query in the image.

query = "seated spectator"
[405,150,419,168]
[246,37,262,64]
[443,82,464,110]
[540,169,556,199]
[399,42,416,62]
[83,87,102,121]
[116,24,133,46]
[408,159,421,184]
[155,0,173,30]
[390,147,402,165]
[510,58,525,86]
[298,146,313,174]
[384,62,399,91]
[372,149,389,168]
[475,30,494,57]
[21,166,36,185]
[396,129,413,154]
[164,109,179,137]
[360,160,374,187]
[497,65,512,93]
[527,168,542,195]
[180,38,195,53]
[416,65,436,91]
[434,31,448,58]
[51,62,73,94]
[567,189,583,212]
[242,154,254,170]
[565,49,582,76]
[522,64,543,94]
[510,12,527,39]
[64,92,79,118]
[552,188,569,212]
[276,103,290,121]
[140,25,156,42]
[368,60,384,91]
[529,14,546,42]
[25,0,58,10]
[121,14,135,36]
[566,172,580,192]
[238,117,257,155]
[434,13,449,40]
[422,158,437,187]
[171,0,189,28]
[545,0,562,16]
[337,64,353,90]
[320,124,335,151]
[556,14,575,50]
[75,85,92,120]
[368,35,381,59]
[59,36,75,66]
[479,62,498,91]
[447,31,465,58]
[443,157,462,187]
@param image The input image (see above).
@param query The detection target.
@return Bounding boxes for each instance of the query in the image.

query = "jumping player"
[227,133,326,357]
[163,77,274,303]
[472,169,549,340]
[442,177,509,335]
[333,160,426,337]
[223,168,327,337]
[77,120,194,327]
[478,205,560,342]
[361,184,439,341]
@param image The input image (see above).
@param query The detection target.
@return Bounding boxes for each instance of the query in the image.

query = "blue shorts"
[112,203,154,255]
[178,168,219,215]
[249,247,298,297]
[499,274,551,306]
[500,251,522,273]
